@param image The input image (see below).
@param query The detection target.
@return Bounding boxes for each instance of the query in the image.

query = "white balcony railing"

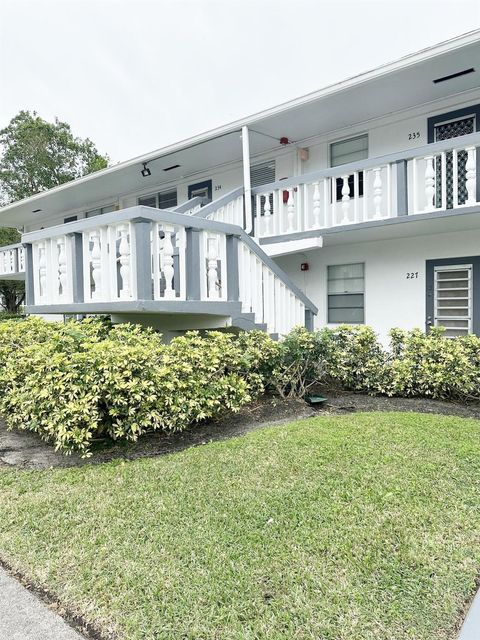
[0,243,25,278]
[22,206,317,335]
[251,132,480,239]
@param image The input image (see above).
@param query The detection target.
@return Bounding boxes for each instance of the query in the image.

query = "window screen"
[330,135,368,201]
[85,204,116,218]
[328,263,365,323]
[250,160,275,188]
[138,190,177,209]
[138,195,157,208]
[251,160,275,216]
[158,190,177,209]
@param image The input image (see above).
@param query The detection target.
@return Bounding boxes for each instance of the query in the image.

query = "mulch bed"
[1,391,480,470]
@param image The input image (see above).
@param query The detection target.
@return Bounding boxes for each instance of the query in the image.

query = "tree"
[0,111,109,313]
[0,227,24,314]
[0,110,108,203]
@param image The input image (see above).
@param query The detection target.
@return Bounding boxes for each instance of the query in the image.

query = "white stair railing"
[31,235,74,304]
[238,239,306,335]
[0,244,25,277]
[24,207,318,334]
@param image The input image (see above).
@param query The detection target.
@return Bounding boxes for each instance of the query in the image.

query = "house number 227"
[406,272,419,279]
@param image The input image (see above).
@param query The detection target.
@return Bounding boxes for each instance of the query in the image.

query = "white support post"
[241,125,253,234]
[162,226,175,300]
[207,235,219,300]
[341,175,350,223]
[465,146,477,205]
[312,181,321,229]
[58,237,67,299]
[118,224,131,299]
[424,156,435,212]
[287,188,295,233]
[373,167,383,219]
[263,194,271,236]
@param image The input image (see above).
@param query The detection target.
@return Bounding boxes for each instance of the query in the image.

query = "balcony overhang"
[1,30,480,228]
[260,205,480,254]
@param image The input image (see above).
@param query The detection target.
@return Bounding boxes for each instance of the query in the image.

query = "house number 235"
[408,131,421,140]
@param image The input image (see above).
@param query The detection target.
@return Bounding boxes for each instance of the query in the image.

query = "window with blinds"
[250,160,275,188]
[434,264,472,337]
[85,203,116,218]
[138,189,177,210]
[328,263,365,323]
[330,134,368,201]
[251,160,275,216]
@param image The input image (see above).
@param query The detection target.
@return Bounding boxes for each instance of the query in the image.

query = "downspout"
[241,125,253,234]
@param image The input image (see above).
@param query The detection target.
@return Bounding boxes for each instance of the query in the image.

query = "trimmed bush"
[0,319,273,456]
[3,317,480,456]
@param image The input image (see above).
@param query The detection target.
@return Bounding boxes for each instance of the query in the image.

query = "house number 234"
[406,272,419,279]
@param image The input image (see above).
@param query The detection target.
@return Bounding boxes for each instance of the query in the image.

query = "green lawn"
[0,412,479,639]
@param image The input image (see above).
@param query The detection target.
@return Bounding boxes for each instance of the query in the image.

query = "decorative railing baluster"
[465,146,477,206]
[341,175,350,223]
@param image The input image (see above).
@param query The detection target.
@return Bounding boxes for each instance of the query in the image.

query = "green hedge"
[272,325,480,401]
[1,318,480,455]
[0,318,277,456]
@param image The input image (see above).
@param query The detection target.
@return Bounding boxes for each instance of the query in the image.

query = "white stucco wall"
[23,88,480,232]
[274,228,480,343]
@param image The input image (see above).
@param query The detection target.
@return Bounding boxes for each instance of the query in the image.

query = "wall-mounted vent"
[163,164,180,172]
[433,68,475,84]
[32,208,42,213]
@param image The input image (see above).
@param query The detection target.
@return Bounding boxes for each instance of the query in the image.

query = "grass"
[0,411,479,639]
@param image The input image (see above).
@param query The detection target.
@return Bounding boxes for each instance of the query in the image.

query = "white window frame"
[327,262,365,325]
[138,188,178,210]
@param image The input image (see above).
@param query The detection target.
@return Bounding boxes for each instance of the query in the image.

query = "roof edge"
[1,28,479,216]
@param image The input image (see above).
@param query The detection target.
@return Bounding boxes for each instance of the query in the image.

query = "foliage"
[3,318,480,455]
[1,413,479,640]
[0,110,108,204]
[0,227,24,314]
[319,325,391,394]
[0,319,265,456]
[270,327,325,398]
[388,327,480,400]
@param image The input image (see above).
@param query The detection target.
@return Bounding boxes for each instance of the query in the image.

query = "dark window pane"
[335,172,364,201]
[138,196,157,207]
[328,293,364,324]
[328,306,364,324]
[328,294,364,309]
[158,190,177,209]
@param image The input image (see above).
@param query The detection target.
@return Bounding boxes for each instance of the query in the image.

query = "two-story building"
[1,30,480,341]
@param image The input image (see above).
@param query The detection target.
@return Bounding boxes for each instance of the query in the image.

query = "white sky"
[1,0,479,163]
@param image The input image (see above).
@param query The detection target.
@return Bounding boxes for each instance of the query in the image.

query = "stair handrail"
[22,205,317,316]
[191,187,244,219]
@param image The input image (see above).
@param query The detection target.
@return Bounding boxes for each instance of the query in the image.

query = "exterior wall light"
[141,163,151,177]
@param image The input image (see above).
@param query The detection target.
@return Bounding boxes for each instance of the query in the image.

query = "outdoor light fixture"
[141,163,151,177]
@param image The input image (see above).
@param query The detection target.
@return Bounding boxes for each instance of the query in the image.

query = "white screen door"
[434,264,472,336]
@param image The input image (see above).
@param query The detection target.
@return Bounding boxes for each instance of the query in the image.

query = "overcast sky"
[1,0,479,163]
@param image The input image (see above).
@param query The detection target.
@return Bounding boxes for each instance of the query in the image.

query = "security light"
[141,163,151,177]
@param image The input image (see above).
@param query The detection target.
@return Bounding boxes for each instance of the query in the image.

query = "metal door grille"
[434,116,475,209]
